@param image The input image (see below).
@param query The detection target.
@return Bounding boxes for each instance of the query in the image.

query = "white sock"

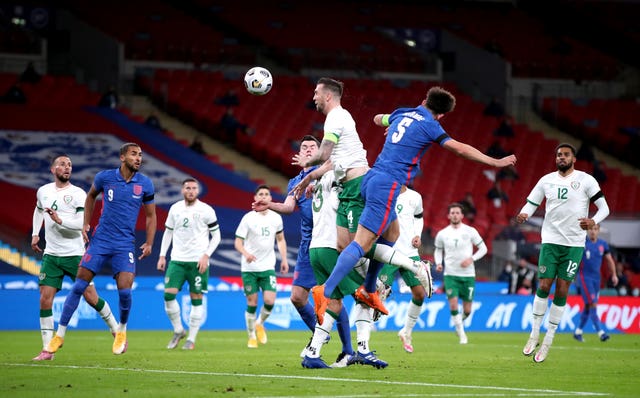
[355,304,372,353]
[245,311,256,338]
[164,299,184,333]
[543,303,564,345]
[99,301,119,334]
[40,315,54,349]
[405,301,422,334]
[453,313,464,335]
[258,306,272,324]
[575,328,583,335]
[308,313,336,358]
[56,325,67,338]
[530,294,548,339]
[187,304,203,343]
[119,323,127,333]
[373,244,415,270]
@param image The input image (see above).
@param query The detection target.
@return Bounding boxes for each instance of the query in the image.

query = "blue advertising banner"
[2,275,638,334]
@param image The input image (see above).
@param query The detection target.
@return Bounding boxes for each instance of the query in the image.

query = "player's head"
[254,184,272,205]
[299,135,319,165]
[120,142,142,172]
[587,223,601,241]
[182,177,200,204]
[447,202,464,225]
[555,143,576,173]
[50,155,72,184]
[314,78,344,114]
[424,86,456,117]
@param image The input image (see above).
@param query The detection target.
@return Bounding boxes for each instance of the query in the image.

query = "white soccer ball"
[243,66,273,96]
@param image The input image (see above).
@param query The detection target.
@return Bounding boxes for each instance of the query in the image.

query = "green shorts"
[241,270,277,296]
[39,254,83,289]
[377,256,421,288]
[538,243,584,282]
[336,176,365,233]
[309,247,363,299]
[164,260,209,294]
[444,275,476,302]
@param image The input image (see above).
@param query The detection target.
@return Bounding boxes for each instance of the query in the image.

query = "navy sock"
[296,302,316,331]
[336,306,353,354]
[589,307,602,332]
[325,242,364,296]
[118,288,132,325]
[364,237,394,293]
[579,308,589,330]
[60,279,89,327]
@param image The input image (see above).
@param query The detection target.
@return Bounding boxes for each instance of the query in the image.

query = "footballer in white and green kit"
[31,155,118,361]
[518,143,609,363]
[434,203,487,345]
[158,178,221,350]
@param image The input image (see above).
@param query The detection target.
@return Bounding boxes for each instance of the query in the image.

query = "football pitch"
[1,330,638,397]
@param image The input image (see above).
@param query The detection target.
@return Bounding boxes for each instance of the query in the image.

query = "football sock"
[364,238,394,293]
[118,288,132,325]
[355,303,372,353]
[371,243,415,271]
[60,278,89,327]
[453,313,464,335]
[579,308,589,330]
[530,293,548,338]
[405,299,423,334]
[245,309,257,337]
[543,303,565,345]
[164,297,184,333]
[325,241,364,297]
[188,302,203,342]
[39,309,54,349]
[589,307,602,332]
[308,310,337,358]
[336,306,353,354]
[295,302,317,331]
[259,304,273,324]
[94,298,118,333]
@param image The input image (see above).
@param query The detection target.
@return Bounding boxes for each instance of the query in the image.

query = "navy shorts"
[358,170,401,236]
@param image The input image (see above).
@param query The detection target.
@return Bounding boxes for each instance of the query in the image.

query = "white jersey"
[526,170,602,247]
[393,188,424,258]
[235,210,284,272]
[34,183,86,256]
[434,224,483,277]
[164,200,219,262]
[324,106,368,172]
[310,171,340,249]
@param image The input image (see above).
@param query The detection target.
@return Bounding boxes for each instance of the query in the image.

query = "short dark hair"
[120,142,140,156]
[317,77,344,97]
[255,184,270,194]
[555,143,576,156]
[448,202,464,212]
[426,86,456,115]
[51,154,70,167]
[300,135,320,146]
[182,177,198,185]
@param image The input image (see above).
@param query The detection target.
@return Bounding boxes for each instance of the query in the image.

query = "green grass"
[1,330,638,397]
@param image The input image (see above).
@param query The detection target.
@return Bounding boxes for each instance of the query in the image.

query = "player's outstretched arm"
[443,139,516,168]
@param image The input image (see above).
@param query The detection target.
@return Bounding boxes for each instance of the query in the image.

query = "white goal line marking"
[2,362,607,396]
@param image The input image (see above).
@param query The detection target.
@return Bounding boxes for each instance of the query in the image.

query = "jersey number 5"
[391,117,414,143]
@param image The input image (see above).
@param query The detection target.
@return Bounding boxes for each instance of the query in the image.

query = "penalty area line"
[2,363,607,396]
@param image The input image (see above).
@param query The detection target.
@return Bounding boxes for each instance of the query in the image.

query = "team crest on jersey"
[133,184,143,195]
[571,181,580,190]
[63,195,72,204]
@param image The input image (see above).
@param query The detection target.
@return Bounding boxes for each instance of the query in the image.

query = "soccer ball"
[243,66,273,96]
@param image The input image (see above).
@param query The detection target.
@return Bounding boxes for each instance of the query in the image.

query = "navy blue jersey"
[89,168,155,253]
[373,106,451,186]
[287,166,318,244]
[580,238,610,281]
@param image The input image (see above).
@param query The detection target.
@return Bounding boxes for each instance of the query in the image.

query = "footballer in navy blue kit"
[46,143,157,357]
[323,87,517,305]
[574,223,618,342]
